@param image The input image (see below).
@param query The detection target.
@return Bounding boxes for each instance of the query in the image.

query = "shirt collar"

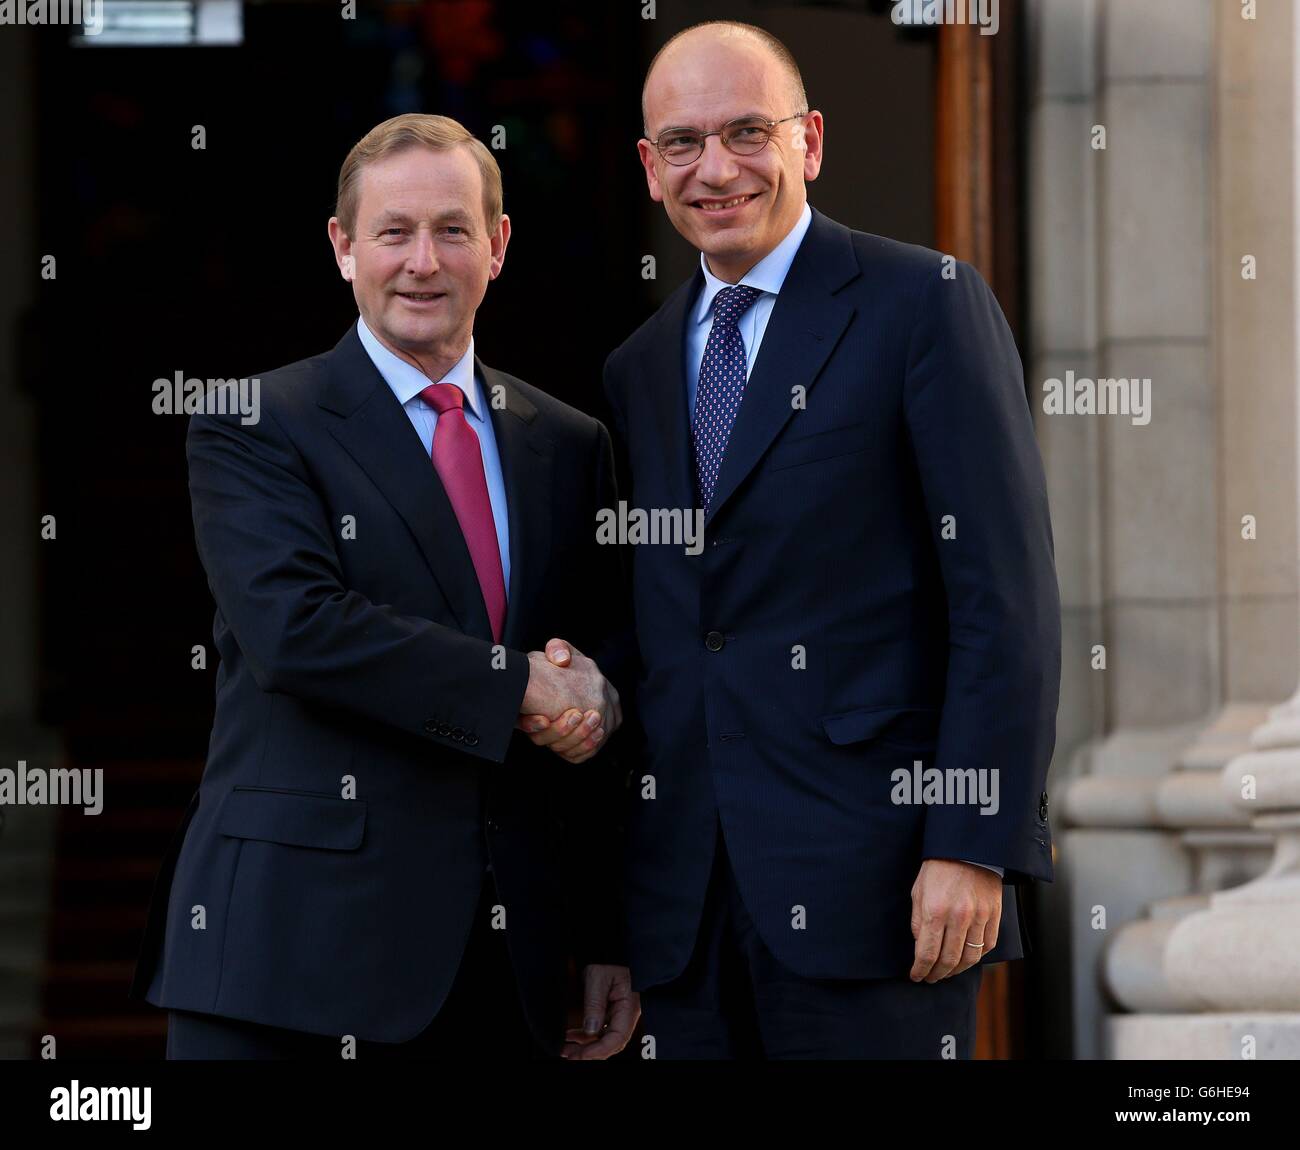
[356,315,482,418]
[693,201,813,326]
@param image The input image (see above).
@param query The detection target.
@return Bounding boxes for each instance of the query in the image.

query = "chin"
[700,232,752,262]
[390,316,442,344]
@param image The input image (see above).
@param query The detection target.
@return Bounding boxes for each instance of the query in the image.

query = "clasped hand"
[516,638,621,763]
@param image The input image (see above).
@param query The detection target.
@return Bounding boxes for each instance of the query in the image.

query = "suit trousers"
[165,870,548,1060]
[638,822,982,1059]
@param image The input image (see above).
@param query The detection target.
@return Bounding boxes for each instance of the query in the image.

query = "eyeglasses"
[648,113,808,166]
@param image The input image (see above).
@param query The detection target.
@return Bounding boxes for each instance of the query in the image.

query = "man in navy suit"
[592,21,1060,1058]
[130,113,639,1060]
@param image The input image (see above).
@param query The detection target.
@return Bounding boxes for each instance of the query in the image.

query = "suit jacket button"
[465,733,480,747]
[1038,791,1049,820]
[487,818,501,833]
[705,631,725,652]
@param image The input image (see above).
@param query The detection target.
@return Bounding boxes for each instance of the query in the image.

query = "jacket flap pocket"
[821,704,939,747]
[768,422,867,472]
[217,787,365,850]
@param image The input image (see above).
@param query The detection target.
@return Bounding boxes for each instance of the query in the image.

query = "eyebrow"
[652,113,770,136]
[369,209,475,229]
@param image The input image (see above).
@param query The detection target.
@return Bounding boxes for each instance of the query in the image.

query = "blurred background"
[0,0,1296,1061]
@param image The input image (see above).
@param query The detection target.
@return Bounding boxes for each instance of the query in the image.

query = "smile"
[397,292,444,302]
[693,193,760,213]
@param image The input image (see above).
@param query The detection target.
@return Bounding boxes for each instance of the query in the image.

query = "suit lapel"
[479,361,553,651]
[705,209,860,526]
[317,325,492,640]
[644,269,703,515]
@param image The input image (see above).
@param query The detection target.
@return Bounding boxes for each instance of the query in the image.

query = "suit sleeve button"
[465,733,480,747]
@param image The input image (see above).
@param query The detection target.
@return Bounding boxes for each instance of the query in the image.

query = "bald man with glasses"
[556,20,1062,1059]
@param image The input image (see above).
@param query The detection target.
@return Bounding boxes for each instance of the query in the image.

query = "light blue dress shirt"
[682,207,1004,883]
[356,316,511,595]
[685,201,813,415]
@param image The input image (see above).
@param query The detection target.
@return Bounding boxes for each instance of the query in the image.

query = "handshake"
[515,638,622,764]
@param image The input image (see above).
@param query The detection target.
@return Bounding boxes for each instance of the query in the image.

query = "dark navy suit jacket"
[130,324,627,1050]
[602,208,1061,991]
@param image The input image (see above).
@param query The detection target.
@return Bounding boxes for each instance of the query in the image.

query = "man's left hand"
[560,963,640,1060]
[909,859,1002,983]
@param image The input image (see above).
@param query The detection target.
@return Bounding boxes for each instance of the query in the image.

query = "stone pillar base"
[1108,1014,1300,1059]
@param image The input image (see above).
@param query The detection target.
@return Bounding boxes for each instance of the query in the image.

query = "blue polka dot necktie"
[692,284,761,512]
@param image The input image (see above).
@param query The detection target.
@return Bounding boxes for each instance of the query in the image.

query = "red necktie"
[420,382,507,642]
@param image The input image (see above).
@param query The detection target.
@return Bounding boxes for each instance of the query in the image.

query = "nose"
[693,132,741,188]
[407,227,438,277]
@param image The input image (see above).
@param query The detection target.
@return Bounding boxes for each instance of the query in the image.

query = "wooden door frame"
[934,0,1028,1060]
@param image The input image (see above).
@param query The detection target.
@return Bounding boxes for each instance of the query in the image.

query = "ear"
[488,214,511,280]
[637,139,664,203]
[327,217,355,281]
[800,110,825,183]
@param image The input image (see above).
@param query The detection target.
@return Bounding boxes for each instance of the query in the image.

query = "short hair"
[334,113,503,237]
[641,21,808,133]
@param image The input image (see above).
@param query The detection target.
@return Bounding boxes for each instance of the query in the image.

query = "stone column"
[1135,0,1300,1057]
[1028,0,1300,1058]
[1024,0,1105,1060]
[1028,0,1223,1059]
[1096,0,1300,1058]
[1099,706,1269,1019]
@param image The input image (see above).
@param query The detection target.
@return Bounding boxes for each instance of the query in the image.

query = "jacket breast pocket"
[821,704,941,753]
[767,421,867,472]
[217,785,366,851]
